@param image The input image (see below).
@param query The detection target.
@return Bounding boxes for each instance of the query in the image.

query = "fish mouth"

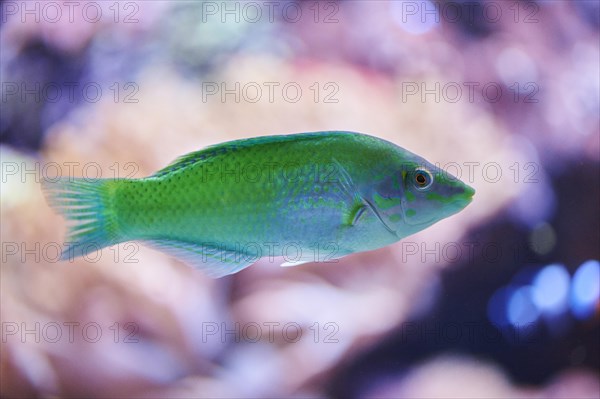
[451,184,475,209]
[463,184,476,201]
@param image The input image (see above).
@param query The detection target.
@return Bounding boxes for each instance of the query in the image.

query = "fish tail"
[42,177,121,260]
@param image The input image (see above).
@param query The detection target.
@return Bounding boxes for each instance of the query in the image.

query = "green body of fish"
[43,131,474,277]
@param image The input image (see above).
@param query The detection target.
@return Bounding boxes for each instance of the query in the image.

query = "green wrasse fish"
[43,131,475,278]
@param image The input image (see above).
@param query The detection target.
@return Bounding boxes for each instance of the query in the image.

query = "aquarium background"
[1,0,599,397]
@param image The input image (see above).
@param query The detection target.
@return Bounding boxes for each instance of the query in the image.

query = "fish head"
[370,154,475,236]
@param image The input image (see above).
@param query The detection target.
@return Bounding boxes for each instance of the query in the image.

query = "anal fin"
[144,238,257,278]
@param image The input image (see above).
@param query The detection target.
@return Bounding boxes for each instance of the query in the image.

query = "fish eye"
[413,169,433,190]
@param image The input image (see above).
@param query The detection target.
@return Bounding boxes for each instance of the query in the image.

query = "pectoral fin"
[331,158,369,227]
[347,203,368,226]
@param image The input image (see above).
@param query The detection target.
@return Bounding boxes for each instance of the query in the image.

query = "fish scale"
[43,131,475,278]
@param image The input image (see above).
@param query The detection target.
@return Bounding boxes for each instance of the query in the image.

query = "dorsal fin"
[152,132,353,177]
[151,145,230,177]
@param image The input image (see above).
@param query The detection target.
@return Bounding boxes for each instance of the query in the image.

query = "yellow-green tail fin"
[42,177,118,260]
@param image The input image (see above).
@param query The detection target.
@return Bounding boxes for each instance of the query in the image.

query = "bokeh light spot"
[507,286,540,327]
[570,260,600,319]
[529,222,557,256]
[531,263,570,314]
